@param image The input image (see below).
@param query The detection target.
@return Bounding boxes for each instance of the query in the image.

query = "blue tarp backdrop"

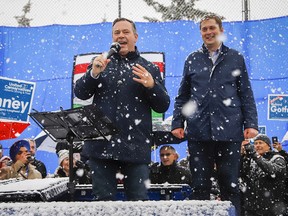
[0,17,287,174]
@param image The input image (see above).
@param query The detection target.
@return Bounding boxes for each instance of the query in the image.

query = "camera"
[244,143,255,155]
[27,155,34,162]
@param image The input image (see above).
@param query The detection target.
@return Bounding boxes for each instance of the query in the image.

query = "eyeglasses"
[160,153,171,157]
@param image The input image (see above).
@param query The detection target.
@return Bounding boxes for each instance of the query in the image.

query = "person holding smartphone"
[240,134,287,215]
[272,137,287,154]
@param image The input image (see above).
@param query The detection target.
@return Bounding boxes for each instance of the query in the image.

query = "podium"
[29,103,119,200]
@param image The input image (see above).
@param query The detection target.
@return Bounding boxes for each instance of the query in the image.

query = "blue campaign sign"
[258,125,266,135]
[0,77,36,122]
[268,94,288,120]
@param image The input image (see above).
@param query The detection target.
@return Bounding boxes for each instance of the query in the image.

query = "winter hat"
[254,134,271,148]
[9,140,30,161]
[58,149,69,166]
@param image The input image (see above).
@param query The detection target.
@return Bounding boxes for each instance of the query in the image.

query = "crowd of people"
[0,15,287,216]
[0,135,287,215]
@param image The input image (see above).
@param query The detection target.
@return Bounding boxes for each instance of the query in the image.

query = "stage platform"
[0,178,193,202]
[0,178,236,215]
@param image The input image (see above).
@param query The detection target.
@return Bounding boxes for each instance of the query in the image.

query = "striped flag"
[72,52,165,109]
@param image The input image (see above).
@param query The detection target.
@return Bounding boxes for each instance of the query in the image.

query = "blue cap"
[9,140,30,161]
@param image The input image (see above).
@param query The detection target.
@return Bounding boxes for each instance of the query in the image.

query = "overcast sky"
[0,0,287,26]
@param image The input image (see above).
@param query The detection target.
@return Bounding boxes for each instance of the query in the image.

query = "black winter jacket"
[150,161,192,186]
[74,48,170,163]
[240,151,287,215]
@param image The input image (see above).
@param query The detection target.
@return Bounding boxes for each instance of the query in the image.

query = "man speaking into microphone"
[74,18,170,201]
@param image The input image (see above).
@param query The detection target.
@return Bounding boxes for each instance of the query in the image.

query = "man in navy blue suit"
[171,14,258,216]
[74,18,170,201]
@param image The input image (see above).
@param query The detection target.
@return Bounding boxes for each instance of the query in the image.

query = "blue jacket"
[172,44,258,142]
[74,48,170,163]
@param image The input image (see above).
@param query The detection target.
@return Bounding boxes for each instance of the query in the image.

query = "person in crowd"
[150,145,192,186]
[27,139,47,178]
[54,149,70,178]
[54,149,91,184]
[74,17,170,201]
[171,14,258,215]
[272,138,288,206]
[0,140,42,180]
[177,147,190,169]
[273,139,288,160]
[0,156,11,168]
[240,134,287,216]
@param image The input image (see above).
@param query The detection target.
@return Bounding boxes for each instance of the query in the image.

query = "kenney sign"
[0,77,36,122]
[268,94,288,121]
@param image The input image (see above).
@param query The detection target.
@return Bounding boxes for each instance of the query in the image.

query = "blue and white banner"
[0,77,36,122]
[268,94,288,120]
[282,131,288,147]
[258,125,266,135]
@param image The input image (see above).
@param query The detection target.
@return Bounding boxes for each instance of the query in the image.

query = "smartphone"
[272,136,278,144]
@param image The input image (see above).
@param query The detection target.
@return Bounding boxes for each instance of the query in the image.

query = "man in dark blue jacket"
[171,15,258,215]
[74,18,170,201]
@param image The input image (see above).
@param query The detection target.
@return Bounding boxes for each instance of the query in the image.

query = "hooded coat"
[172,44,258,141]
[74,48,170,163]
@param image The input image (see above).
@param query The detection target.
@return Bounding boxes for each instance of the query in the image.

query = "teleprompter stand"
[29,103,119,201]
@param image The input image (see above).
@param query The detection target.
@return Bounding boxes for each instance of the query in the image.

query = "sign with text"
[268,94,288,120]
[0,77,36,122]
[258,125,266,135]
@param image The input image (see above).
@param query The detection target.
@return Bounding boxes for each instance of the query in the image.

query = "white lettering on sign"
[0,97,29,113]
[270,105,288,113]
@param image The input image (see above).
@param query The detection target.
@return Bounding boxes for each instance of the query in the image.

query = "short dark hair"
[200,14,223,30]
[112,18,137,34]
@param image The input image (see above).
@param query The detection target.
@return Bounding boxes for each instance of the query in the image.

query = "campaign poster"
[0,77,36,122]
[268,94,288,120]
[72,52,166,130]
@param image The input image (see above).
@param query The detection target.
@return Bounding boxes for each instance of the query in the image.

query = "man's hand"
[171,128,185,139]
[273,142,282,151]
[19,152,32,165]
[132,64,155,88]
[91,54,111,78]
[244,128,258,139]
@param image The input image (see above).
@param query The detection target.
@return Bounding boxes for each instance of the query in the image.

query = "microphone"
[95,42,121,68]
[27,155,34,162]
[106,42,121,59]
